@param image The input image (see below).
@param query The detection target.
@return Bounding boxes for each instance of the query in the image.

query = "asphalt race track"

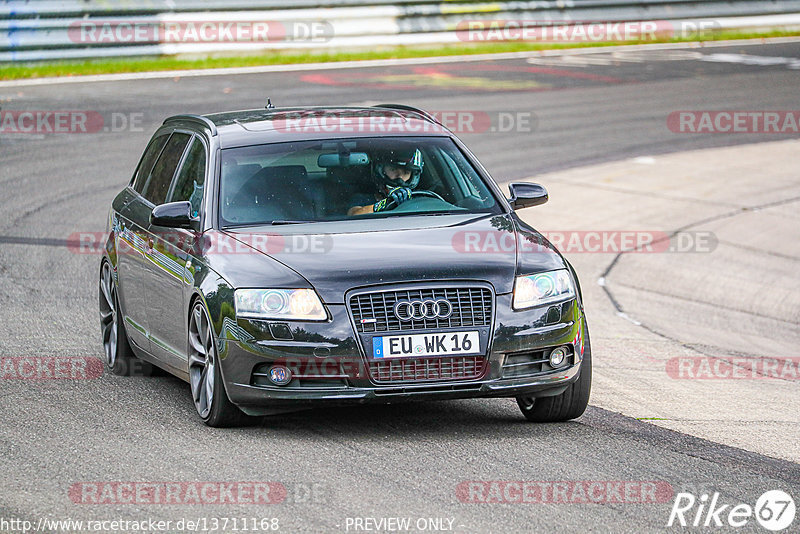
[1,39,799,533]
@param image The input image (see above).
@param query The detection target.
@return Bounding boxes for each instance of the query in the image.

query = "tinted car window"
[131,134,169,193]
[169,137,207,217]
[219,137,501,227]
[142,132,191,205]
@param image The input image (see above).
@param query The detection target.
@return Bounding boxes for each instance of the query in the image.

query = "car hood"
[221,213,565,304]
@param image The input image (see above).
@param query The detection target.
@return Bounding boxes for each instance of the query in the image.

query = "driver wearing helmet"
[347,145,423,216]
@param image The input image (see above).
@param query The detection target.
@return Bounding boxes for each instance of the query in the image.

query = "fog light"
[268,365,292,386]
[549,346,569,368]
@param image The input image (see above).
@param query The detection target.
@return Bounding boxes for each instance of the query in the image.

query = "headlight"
[234,289,327,321]
[513,269,575,310]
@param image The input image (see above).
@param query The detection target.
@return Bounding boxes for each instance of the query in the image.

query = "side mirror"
[150,201,194,229]
[508,182,548,210]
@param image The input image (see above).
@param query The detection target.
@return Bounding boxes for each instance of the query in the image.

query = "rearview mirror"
[317,152,370,168]
[150,201,194,229]
[508,182,548,210]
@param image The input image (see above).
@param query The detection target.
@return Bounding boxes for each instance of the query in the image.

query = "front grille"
[350,287,493,333]
[369,355,487,383]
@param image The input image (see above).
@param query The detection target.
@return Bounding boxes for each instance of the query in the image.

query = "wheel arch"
[185,280,239,408]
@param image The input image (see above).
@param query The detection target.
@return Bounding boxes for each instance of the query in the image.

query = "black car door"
[146,134,208,367]
[135,131,192,361]
[116,132,169,353]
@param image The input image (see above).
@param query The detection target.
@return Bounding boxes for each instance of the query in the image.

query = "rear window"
[131,134,169,193]
[219,137,501,227]
[142,132,191,205]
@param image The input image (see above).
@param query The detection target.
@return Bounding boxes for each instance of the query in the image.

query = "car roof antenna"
[265,98,275,110]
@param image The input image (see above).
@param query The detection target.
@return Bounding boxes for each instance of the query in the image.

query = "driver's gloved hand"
[373,187,412,212]
[388,186,412,205]
[372,198,390,212]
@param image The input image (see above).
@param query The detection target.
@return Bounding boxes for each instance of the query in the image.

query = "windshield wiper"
[221,220,314,229]
[221,223,261,230]
[384,210,464,218]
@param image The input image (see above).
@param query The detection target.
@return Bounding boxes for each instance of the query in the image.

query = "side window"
[131,134,169,193]
[142,132,191,205]
[168,137,207,218]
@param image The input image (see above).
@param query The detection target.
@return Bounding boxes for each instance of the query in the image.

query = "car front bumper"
[228,365,580,414]
[215,293,586,414]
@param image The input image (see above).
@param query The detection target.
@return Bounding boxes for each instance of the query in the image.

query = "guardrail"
[3,0,800,62]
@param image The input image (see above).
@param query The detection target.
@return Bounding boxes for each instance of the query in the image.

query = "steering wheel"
[384,189,445,210]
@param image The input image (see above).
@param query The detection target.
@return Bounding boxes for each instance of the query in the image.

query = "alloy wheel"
[188,302,216,419]
[99,262,118,368]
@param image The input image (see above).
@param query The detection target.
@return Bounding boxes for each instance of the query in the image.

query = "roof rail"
[163,114,218,136]
[371,104,440,125]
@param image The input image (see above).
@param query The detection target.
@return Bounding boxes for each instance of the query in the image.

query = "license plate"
[372,331,480,359]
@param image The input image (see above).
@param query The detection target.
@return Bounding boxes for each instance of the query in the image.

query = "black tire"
[516,324,592,422]
[188,300,254,427]
[99,261,153,377]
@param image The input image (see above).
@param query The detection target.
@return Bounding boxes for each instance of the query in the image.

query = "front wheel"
[516,323,592,422]
[188,300,254,427]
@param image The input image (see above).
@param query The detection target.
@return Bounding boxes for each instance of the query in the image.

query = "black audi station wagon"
[99,105,591,427]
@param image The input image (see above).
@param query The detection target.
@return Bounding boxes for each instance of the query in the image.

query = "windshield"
[218,137,502,227]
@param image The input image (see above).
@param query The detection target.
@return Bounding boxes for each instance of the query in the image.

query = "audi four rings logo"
[394,299,453,321]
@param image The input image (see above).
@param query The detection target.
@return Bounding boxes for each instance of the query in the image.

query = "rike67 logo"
[668,490,796,531]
